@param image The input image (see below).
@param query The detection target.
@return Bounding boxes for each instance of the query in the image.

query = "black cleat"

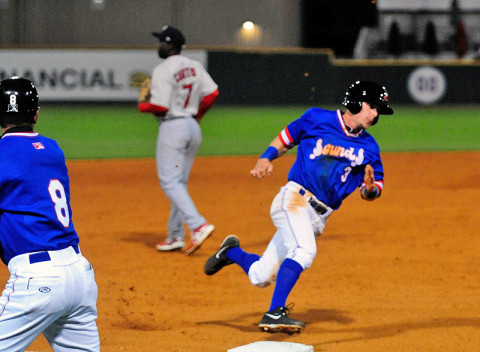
[204,234,240,275]
[258,305,305,333]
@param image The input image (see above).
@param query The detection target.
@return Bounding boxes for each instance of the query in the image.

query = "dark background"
[301,0,378,58]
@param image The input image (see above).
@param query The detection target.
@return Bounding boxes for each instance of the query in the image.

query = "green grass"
[35,103,159,159]
[34,103,480,159]
[372,106,480,152]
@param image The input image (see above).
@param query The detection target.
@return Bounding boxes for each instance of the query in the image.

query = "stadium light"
[242,21,255,32]
[91,0,105,10]
[239,21,261,46]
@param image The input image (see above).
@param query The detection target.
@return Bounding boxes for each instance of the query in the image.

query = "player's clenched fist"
[250,139,286,179]
[250,158,274,178]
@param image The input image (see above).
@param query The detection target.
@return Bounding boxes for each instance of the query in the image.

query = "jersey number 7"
[183,84,192,108]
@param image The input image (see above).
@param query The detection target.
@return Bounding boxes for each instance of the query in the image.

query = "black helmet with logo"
[342,81,393,116]
[0,77,39,127]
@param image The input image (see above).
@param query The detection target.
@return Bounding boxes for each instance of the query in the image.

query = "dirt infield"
[4,152,480,352]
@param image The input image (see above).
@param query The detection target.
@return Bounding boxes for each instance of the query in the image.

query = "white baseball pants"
[248,181,332,287]
[0,246,99,352]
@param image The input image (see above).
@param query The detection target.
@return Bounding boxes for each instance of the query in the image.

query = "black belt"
[29,245,80,264]
[159,115,193,122]
[298,188,329,215]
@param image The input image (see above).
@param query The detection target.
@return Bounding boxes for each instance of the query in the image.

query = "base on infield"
[227,341,313,352]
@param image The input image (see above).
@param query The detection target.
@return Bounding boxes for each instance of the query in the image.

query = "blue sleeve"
[286,108,316,144]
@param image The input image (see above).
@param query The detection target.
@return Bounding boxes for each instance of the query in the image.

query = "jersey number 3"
[48,179,70,228]
[341,166,352,183]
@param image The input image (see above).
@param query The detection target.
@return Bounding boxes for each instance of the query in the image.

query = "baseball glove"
[138,77,151,103]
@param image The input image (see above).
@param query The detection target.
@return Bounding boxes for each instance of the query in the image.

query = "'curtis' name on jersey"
[174,67,196,82]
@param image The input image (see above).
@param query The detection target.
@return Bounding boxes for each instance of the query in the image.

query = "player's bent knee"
[289,246,316,270]
[247,260,278,288]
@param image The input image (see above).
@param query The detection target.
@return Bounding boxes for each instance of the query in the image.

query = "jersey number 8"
[48,179,70,228]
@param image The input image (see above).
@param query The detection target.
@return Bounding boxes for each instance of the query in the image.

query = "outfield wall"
[208,50,480,106]
[1,48,479,105]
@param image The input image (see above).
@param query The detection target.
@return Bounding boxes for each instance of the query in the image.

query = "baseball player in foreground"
[204,81,394,333]
[0,77,100,351]
[138,25,219,255]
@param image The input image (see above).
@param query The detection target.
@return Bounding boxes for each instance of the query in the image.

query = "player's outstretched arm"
[250,137,287,179]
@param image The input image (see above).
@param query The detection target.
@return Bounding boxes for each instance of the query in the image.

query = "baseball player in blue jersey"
[138,26,218,255]
[204,81,394,333]
[0,77,100,351]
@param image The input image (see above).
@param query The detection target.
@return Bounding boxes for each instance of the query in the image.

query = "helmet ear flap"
[346,101,362,114]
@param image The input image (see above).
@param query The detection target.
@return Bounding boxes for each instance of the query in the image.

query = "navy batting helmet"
[0,77,39,127]
[342,81,393,116]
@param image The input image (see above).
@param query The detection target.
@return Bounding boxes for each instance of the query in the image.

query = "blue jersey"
[278,108,384,210]
[0,130,79,264]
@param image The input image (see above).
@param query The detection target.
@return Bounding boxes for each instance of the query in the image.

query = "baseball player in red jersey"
[138,26,219,254]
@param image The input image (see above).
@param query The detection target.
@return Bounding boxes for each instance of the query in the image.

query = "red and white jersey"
[150,55,218,119]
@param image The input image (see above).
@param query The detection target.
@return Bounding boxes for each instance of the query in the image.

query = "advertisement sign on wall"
[0,49,208,101]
